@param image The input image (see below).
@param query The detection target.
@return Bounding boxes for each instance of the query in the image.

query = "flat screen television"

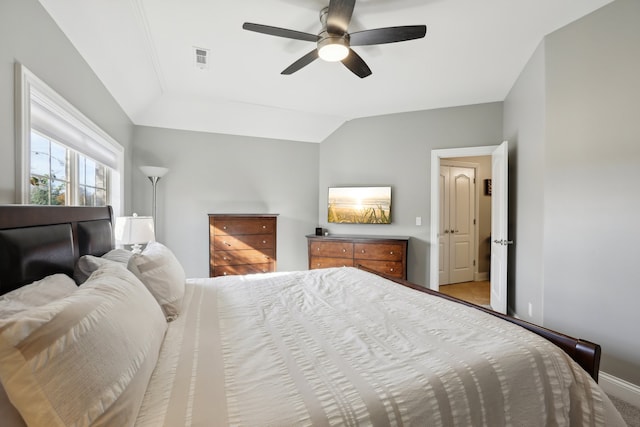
[328,186,391,224]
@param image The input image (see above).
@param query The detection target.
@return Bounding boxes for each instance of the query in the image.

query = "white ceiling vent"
[194,47,210,69]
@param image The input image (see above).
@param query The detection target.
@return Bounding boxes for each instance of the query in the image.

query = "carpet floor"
[609,394,640,426]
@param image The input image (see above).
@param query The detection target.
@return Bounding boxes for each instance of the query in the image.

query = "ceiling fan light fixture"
[319,44,349,62]
[318,34,350,62]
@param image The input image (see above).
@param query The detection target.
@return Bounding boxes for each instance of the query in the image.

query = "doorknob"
[493,239,514,245]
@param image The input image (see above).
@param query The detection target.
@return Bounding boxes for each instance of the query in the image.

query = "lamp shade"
[139,166,169,178]
[114,215,155,251]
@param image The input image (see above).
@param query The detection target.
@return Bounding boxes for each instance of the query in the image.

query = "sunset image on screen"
[328,187,391,224]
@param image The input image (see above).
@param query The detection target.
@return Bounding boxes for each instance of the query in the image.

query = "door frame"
[429,145,502,292]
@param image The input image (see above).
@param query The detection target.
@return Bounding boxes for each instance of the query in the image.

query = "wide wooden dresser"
[209,214,278,277]
[306,234,409,279]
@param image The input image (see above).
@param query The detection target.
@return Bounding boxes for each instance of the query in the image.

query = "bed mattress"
[135,267,622,426]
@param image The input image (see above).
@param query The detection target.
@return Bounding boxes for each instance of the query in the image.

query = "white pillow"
[0,275,74,427]
[0,263,167,427]
[0,274,77,318]
[129,241,186,321]
[73,248,133,284]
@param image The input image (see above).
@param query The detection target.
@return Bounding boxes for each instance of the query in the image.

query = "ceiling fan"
[242,0,427,78]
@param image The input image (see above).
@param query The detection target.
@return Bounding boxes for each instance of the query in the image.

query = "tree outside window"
[30,132,68,205]
[29,131,109,206]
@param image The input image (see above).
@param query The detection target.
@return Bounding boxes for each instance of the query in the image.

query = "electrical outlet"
[528,303,533,317]
[416,216,422,226]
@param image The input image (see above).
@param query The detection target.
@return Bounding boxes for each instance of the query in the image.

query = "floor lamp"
[139,166,169,233]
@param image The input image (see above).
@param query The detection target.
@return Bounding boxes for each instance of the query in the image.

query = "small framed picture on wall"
[484,179,492,196]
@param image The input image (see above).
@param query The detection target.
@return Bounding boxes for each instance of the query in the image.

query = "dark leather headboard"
[77,219,114,257]
[0,224,75,291]
[0,205,114,294]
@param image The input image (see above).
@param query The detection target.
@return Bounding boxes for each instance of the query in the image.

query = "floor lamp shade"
[139,166,169,178]
[139,166,169,233]
[115,215,155,253]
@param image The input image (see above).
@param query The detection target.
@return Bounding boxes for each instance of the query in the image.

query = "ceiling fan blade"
[350,25,427,46]
[341,49,372,78]
[281,49,320,75]
[326,0,355,33]
[242,23,319,42]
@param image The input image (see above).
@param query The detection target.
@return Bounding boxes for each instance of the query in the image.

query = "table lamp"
[114,213,155,253]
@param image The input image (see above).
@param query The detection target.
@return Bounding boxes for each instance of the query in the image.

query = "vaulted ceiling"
[39,0,613,142]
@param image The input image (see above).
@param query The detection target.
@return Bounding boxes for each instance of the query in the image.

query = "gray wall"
[132,126,319,278]
[319,103,504,286]
[0,0,134,206]
[504,0,640,384]
[543,0,640,384]
[503,42,547,325]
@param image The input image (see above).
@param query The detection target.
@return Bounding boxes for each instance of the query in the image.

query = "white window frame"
[14,63,124,216]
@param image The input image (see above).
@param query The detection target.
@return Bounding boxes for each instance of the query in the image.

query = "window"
[78,153,108,206]
[29,131,69,205]
[15,63,123,214]
[29,131,110,206]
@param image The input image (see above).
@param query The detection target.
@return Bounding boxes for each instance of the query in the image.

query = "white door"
[490,141,509,314]
[439,165,475,285]
[439,167,450,284]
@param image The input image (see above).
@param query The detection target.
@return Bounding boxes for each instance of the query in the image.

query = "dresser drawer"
[213,263,274,277]
[309,241,353,258]
[307,235,408,280]
[213,219,275,235]
[355,259,404,278]
[213,234,275,251]
[354,243,404,261]
[214,249,275,266]
[309,257,354,269]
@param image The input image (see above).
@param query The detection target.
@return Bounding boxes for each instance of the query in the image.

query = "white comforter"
[135,267,624,426]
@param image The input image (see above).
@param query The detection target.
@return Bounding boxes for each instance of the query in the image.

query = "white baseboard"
[599,371,640,406]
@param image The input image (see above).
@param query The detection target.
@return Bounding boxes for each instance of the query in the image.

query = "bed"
[0,205,626,426]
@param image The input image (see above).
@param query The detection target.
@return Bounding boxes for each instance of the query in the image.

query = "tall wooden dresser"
[209,214,278,277]
[306,234,409,279]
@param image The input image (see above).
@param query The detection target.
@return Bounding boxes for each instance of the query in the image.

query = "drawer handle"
[223,226,227,230]
[317,247,320,251]
[262,240,266,244]
[223,272,228,276]
[223,256,230,261]
[262,225,266,229]
[361,249,365,253]
[316,263,321,267]
[390,268,394,272]
[342,248,346,252]
[223,241,230,246]
[390,251,394,255]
